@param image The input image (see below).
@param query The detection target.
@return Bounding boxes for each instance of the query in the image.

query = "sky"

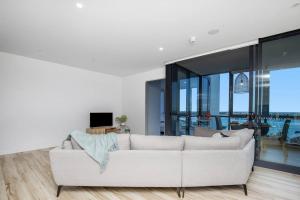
[269,68,300,112]
[219,74,229,112]
[220,73,249,113]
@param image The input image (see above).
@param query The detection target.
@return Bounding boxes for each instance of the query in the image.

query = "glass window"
[201,77,209,113]
[179,85,187,112]
[178,69,188,113]
[190,76,199,114]
[269,68,300,113]
[219,73,229,115]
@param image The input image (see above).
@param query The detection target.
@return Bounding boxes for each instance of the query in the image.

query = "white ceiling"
[0,0,300,76]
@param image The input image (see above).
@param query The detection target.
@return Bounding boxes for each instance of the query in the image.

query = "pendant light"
[234,72,249,93]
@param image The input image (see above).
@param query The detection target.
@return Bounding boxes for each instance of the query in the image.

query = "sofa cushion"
[231,128,254,149]
[193,127,219,137]
[117,134,130,150]
[220,130,238,136]
[130,134,184,150]
[212,133,223,138]
[183,135,241,150]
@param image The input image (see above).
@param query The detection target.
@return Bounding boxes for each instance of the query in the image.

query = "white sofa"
[49,129,254,198]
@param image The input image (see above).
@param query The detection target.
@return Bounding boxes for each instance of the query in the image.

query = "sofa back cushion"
[70,134,130,150]
[230,128,254,149]
[183,135,241,150]
[130,134,184,150]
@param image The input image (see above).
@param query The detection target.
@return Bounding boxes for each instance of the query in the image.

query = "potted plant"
[115,115,127,126]
[115,115,130,133]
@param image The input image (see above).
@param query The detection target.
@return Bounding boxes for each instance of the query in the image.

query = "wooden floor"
[1,149,300,200]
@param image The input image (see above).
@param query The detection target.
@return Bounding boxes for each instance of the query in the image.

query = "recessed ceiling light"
[159,47,164,51]
[208,29,220,35]
[189,36,197,44]
[76,2,83,8]
[291,2,300,8]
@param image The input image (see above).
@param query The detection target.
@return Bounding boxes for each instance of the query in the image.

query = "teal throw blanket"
[70,130,119,172]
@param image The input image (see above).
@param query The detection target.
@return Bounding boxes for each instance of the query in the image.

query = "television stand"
[86,126,120,134]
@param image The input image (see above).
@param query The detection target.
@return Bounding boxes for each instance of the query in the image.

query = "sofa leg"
[242,184,247,196]
[176,187,181,198]
[57,185,63,197]
[181,187,185,198]
[252,166,254,172]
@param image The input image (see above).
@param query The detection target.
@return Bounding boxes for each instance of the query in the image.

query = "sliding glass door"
[256,33,300,168]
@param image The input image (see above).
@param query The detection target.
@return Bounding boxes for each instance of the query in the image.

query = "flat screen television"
[90,113,113,128]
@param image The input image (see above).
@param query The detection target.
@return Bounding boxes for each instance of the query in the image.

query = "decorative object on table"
[205,111,211,119]
[234,72,249,93]
[115,115,130,133]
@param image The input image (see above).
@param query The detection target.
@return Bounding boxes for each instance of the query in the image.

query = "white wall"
[122,68,165,134]
[0,52,122,155]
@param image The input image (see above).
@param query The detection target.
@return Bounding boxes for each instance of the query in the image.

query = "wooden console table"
[86,127,120,134]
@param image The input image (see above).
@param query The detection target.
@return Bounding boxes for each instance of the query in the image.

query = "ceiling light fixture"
[159,47,164,51]
[208,29,220,35]
[189,36,197,44]
[76,2,83,8]
[234,73,249,94]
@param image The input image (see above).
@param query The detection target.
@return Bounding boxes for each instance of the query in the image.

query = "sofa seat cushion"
[130,134,184,150]
[183,135,241,150]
